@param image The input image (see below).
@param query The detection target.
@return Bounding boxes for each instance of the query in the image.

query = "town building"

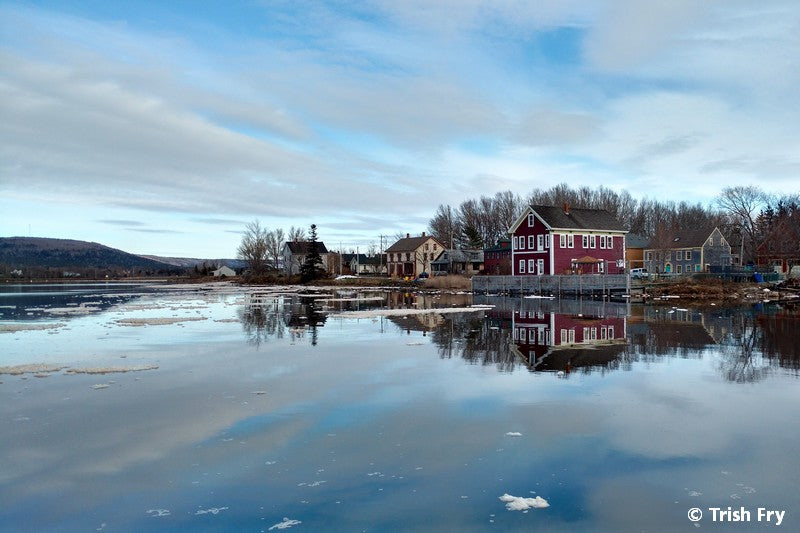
[430,249,484,276]
[643,227,732,274]
[483,238,511,274]
[385,233,443,278]
[507,204,627,276]
[282,241,330,275]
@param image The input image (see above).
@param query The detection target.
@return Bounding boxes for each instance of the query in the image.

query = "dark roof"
[349,253,385,265]
[285,241,329,254]
[626,233,650,248]
[531,205,626,232]
[386,235,442,252]
[648,227,715,249]
[484,238,511,252]
[431,249,482,265]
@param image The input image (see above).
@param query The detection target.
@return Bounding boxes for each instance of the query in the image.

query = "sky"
[2,0,799,257]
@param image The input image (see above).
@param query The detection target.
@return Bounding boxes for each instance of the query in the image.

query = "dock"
[472,274,634,298]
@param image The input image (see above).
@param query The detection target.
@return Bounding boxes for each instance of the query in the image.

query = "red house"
[483,238,511,274]
[508,204,627,276]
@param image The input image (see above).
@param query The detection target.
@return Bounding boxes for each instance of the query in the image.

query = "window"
[608,326,614,338]
[568,235,574,248]
[583,327,591,341]
[685,250,691,260]
[677,265,683,274]
[708,238,713,247]
[646,251,652,261]
[560,234,566,248]
[537,234,544,250]
[666,251,672,261]
[560,329,567,344]
[527,213,534,227]
[528,259,535,273]
[600,236,606,249]
[545,234,550,249]
[590,235,596,248]
[607,236,613,249]
[518,236,525,250]
[598,261,604,273]
[582,235,589,248]
[424,243,429,251]
[601,327,607,340]
[519,260,526,273]
[568,329,575,343]
[537,259,544,275]
[528,235,535,249]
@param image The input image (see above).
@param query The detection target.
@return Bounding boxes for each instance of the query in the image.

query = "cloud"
[97,219,146,226]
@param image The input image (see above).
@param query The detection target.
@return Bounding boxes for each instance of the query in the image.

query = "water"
[1,284,798,531]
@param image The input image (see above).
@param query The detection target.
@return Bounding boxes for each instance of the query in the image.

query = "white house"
[212,265,236,277]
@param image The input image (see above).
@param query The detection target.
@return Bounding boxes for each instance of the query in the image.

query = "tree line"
[237,221,325,282]
[427,184,799,264]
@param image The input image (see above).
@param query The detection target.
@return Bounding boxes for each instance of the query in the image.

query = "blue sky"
[2,1,799,257]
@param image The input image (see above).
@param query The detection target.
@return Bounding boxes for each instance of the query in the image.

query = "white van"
[630,268,650,279]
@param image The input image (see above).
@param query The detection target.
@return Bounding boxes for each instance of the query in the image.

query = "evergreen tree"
[300,224,324,283]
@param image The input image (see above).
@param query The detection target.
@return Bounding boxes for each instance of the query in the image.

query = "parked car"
[630,268,650,279]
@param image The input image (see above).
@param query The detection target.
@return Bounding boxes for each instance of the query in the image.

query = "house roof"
[509,205,627,234]
[349,253,385,265]
[626,233,650,248]
[484,238,511,252]
[431,249,482,265]
[386,235,442,252]
[285,241,329,254]
[647,227,716,250]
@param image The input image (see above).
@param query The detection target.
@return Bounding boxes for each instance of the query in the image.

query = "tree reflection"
[238,293,327,347]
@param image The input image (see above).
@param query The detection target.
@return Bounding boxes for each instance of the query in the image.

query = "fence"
[472,274,630,297]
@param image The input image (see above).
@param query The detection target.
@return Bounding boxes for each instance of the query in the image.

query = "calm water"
[1,284,798,531]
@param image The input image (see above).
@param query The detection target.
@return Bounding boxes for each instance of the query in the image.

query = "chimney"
[563,202,570,215]
[406,233,410,239]
[422,231,426,237]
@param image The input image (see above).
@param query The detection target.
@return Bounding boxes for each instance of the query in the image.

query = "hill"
[140,255,246,269]
[0,237,179,273]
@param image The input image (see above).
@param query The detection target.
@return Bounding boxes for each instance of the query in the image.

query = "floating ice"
[269,517,301,530]
[146,509,170,517]
[0,323,65,333]
[0,364,66,375]
[92,384,110,390]
[505,432,522,437]
[67,365,158,375]
[195,507,228,515]
[499,493,549,511]
[115,317,207,326]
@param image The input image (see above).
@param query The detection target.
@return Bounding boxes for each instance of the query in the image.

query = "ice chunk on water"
[505,432,522,437]
[499,493,549,511]
[269,517,301,530]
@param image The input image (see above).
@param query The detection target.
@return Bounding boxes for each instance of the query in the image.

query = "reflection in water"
[236,289,800,381]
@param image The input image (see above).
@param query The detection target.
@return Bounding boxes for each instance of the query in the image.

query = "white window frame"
[537,234,544,250]
[590,235,596,248]
[568,329,575,344]
[519,259,526,273]
[685,250,691,260]
[608,236,613,249]
[528,235,535,249]
[598,261,605,273]
[567,235,574,248]
[600,235,606,249]
[582,235,589,248]
[560,329,567,344]
[560,234,566,248]
[518,236,525,250]
[608,326,614,338]
[527,213,534,227]
[545,234,550,249]
[537,259,544,275]
[528,259,536,273]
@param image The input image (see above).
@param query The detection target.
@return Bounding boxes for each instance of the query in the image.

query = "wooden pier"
[472,274,632,298]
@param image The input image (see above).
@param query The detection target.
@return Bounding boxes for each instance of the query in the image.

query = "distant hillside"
[140,255,246,269]
[0,237,179,272]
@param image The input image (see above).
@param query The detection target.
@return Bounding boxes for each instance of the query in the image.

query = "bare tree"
[716,186,769,264]
[288,226,307,242]
[238,220,269,275]
[265,228,285,271]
